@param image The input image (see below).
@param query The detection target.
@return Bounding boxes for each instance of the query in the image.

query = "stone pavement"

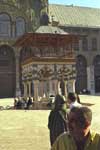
[79,95,100,133]
[0,95,100,133]
[0,95,99,150]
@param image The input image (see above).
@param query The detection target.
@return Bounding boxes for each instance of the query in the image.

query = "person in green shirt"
[51,106,100,150]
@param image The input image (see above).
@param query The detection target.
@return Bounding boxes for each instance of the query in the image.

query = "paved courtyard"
[0,95,99,150]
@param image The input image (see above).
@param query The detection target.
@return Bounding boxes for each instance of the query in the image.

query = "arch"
[0,45,16,97]
[15,17,25,37]
[75,55,87,93]
[0,13,11,37]
[93,55,100,93]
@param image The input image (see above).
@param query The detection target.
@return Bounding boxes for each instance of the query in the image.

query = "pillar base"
[16,89,21,97]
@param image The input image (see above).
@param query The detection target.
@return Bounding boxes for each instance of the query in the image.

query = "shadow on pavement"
[81,102,95,107]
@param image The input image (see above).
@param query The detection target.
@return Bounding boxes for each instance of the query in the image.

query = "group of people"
[14,97,33,110]
[48,92,100,150]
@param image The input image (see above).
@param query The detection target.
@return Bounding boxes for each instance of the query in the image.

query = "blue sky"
[49,0,100,8]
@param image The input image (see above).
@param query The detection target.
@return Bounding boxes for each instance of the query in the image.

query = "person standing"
[67,92,82,109]
[48,94,68,146]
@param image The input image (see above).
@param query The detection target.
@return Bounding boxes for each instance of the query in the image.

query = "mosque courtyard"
[0,95,100,150]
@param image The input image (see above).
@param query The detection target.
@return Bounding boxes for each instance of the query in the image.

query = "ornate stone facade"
[21,58,76,100]
[17,33,77,100]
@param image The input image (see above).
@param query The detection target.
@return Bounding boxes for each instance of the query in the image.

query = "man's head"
[54,94,65,110]
[67,92,77,103]
[68,106,92,141]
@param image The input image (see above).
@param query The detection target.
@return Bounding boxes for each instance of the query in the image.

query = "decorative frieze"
[22,63,76,81]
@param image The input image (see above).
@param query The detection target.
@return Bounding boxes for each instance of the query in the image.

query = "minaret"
[40,0,49,25]
[41,0,49,13]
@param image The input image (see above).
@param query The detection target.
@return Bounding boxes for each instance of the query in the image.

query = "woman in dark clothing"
[48,94,67,146]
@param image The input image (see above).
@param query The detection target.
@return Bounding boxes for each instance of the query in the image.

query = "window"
[16,17,25,37]
[76,55,87,93]
[82,37,88,51]
[73,42,79,51]
[91,38,97,51]
[0,13,11,37]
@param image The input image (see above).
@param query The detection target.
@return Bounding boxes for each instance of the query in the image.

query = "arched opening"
[0,45,16,98]
[21,84,24,96]
[31,82,34,97]
[15,17,25,37]
[75,55,87,93]
[0,13,11,37]
[93,55,100,93]
[60,80,65,96]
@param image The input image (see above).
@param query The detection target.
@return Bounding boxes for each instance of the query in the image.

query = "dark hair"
[70,106,92,128]
[67,92,77,102]
[54,94,65,110]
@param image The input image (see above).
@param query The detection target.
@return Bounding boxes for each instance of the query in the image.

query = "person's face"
[68,112,90,142]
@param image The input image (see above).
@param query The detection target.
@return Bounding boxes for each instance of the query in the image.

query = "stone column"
[64,80,68,96]
[33,80,39,101]
[67,80,75,93]
[49,80,52,95]
[28,81,31,97]
[87,66,95,94]
[24,82,27,97]
[72,80,76,93]
[22,82,25,97]
[11,21,16,38]
[58,81,61,95]
[54,79,59,95]
[15,50,21,97]
[40,81,44,97]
